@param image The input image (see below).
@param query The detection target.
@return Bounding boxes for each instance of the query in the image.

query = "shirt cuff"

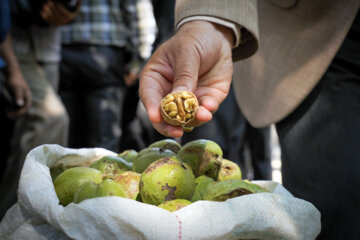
[177,16,241,48]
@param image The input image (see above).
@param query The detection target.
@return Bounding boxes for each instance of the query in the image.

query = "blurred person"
[0,0,31,179]
[0,0,78,220]
[120,0,158,151]
[60,0,156,153]
[0,0,32,118]
[151,0,176,51]
[139,1,360,239]
[236,120,272,180]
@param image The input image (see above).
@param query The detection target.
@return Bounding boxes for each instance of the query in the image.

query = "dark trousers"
[276,13,360,239]
[236,123,271,180]
[60,45,127,152]
[0,70,15,181]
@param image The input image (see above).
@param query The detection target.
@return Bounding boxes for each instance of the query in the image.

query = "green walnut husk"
[217,159,242,181]
[177,139,223,179]
[73,179,126,204]
[50,164,70,181]
[54,167,104,206]
[148,138,182,154]
[118,149,138,163]
[190,175,215,202]
[202,179,267,202]
[157,199,192,212]
[89,155,132,179]
[50,153,101,181]
[132,147,176,173]
[190,189,202,202]
[114,171,141,200]
[139,157,195,205]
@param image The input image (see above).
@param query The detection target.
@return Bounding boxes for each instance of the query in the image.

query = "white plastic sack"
[0,144,321,240]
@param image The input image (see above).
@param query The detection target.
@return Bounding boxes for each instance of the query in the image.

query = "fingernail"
[17,99,25,106]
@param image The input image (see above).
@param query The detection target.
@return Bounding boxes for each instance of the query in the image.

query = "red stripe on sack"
[175,215,182,239]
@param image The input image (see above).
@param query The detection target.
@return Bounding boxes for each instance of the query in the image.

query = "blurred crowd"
[0,0,272,220]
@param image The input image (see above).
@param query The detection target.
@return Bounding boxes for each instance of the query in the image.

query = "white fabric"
[0,144,321,240]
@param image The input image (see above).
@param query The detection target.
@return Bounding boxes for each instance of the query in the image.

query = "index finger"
[139,71,171,124]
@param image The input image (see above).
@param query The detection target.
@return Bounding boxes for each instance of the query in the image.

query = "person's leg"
[276,67,360,239]
[60,45,126,152]
[41,62,59,91]
[0,71,16,181]
[276,13,360,239]
[119,81,157,151]
[81,87,125,151]
[227,107,247,177]
[246,124,272,180]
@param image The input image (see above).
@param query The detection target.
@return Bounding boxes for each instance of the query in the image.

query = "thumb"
[171,46,200,93]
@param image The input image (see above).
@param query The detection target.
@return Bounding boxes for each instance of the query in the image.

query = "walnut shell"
[160,91,199,127]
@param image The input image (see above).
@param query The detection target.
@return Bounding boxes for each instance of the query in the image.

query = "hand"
[139,21,234,138]
[40,0,80,26]
[6,72,32,119]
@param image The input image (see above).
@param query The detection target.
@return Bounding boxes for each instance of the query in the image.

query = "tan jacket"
[175,0,360,127]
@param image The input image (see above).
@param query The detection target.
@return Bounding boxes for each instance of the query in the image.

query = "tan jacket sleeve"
[175,0,259,61]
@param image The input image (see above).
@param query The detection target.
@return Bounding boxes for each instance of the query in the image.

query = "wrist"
[7,68,22,78]
[212,23,235,49]
[179,21,234,50]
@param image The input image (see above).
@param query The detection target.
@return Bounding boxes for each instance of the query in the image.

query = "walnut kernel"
[160,91,199,127]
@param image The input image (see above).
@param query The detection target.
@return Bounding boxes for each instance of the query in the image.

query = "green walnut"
[157,199,192,212]
[202,179,267,202]
[191,175,215,202]
[54,167,104,206]
[118,149,138,163]
[89,155,132,179]
[114,171,141,200]
[217,159,242,181]
[132,147,176,173]
[177,139,223,179]
[50,164,70,181]
[148,138,182,154]
[139,157,195,205]
[73,179,126,204]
